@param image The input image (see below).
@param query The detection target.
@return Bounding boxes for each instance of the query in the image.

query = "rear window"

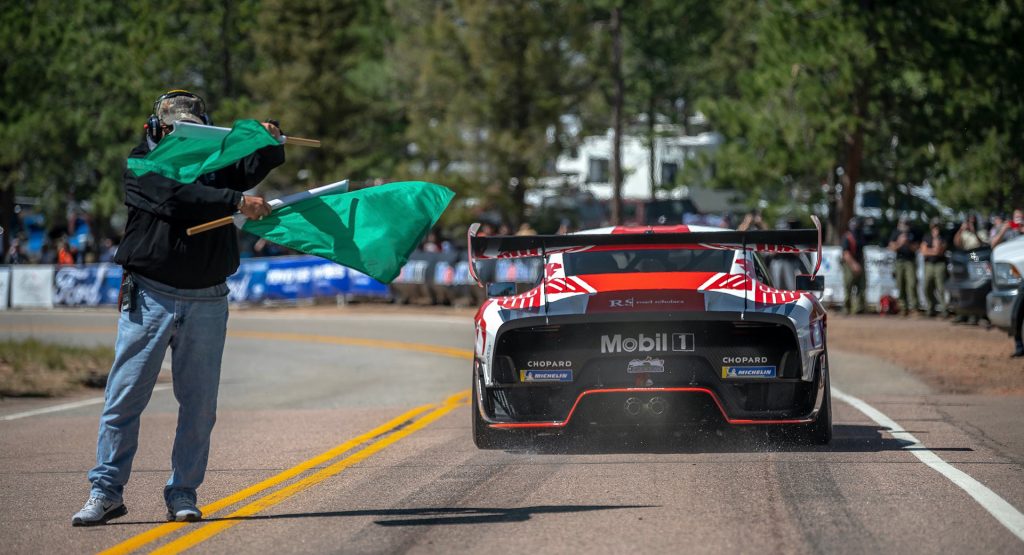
[564,249,734,275]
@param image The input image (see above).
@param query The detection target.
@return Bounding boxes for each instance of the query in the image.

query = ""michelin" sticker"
[520,369,573,382]
[721,365,776,378]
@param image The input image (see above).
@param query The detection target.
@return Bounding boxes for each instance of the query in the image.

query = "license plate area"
[627,357,665,373]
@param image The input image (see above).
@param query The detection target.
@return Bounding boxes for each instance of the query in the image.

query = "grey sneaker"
[71,496,127,526]
[166,492,201,522]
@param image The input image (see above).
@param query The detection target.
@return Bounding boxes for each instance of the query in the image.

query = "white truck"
[986,235,1024,342]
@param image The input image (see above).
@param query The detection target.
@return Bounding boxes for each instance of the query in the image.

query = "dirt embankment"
[0,339,113,397]
[827,314,1024,395]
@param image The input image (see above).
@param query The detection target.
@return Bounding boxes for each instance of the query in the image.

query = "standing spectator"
[737,210,765,231]
[990,208,1022,248]
[56,237,75,266]
[39,240,56,264]
[953,214,988,251]
[1013,283,1024,357]
[82,237,97,264]
[556,218,573,235]
[989,214,1005,243]
[98,238,118,263]
[841,218,866,314]
[4,237,28,264]
[888,217,920,315]
[516,223,537,236]
[420,229,442,253]
[919,218,947,317]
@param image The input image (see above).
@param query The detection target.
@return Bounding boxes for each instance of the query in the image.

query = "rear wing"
[467,217,823,286]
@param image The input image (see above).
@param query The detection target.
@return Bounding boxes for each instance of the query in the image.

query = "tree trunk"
[827,165,838,245]
[509,29,531,227]
[610,6,624,225]
[510,173,526,228]
[648,95,656,200]
[840,0,876,231]
[0,182,14,256]
[220,0,234,98]
[841,83,868,229]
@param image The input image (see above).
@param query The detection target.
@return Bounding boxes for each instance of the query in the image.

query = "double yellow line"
[101,390,470,555]
[1,322,476,553]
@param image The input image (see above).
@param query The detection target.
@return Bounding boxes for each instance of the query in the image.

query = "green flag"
[239,181,455,284]
[127,119,280,183]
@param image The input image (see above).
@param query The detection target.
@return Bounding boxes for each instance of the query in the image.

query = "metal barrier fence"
[0,247,909,310]
[0,255,389,309]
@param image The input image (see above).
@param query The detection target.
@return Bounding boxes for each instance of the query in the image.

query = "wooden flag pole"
[283,136,321,148]
[186,179,347,236]
[186,216,235,236]
[171,122,320,147]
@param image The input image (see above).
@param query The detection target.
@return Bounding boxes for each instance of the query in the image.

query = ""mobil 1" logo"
[671,332,694,352]
[600,332,694,353]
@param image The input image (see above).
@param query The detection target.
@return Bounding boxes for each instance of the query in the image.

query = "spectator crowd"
[5,205,1023,323]
[841,208,1023,322]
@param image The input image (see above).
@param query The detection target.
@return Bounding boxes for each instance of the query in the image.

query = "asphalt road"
[1,309,1023,554]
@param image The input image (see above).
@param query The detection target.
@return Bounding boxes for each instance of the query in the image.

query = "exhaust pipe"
[624,397,643,417]
[647,396,668,416]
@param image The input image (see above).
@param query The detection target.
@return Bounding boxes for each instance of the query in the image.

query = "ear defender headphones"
[144,90,211,143]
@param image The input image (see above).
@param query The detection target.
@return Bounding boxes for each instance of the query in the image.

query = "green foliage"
[394,0,595,224]
[1,0,1021,247]
[693,1,870,200]
[250,0,404,188]
[621,0,719,169]
[690,0,1024,215]
[0,0,263,235]
[903,2,1024,209]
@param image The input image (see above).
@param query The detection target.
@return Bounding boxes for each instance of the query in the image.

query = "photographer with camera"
[954,214,988,252]
[990,208,1022,248]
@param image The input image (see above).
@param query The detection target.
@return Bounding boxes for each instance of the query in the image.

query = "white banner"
[11,266,55,308]
[0,267,10,310]
[864,246,899,305]
[816,246,844,306]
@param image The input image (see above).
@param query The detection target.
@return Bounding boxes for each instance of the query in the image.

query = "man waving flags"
[189,180,455,284]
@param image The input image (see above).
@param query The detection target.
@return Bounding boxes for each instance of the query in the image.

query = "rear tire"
[796,364,832,445]
[472,370,507,449]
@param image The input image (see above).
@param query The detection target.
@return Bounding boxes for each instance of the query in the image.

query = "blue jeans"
[88,275,229,506]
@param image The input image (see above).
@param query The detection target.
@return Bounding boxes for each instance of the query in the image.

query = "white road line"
[833,386,1024,543]
[1,384,172,422]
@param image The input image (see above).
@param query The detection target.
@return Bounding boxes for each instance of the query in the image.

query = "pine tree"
[249,0,404,188]
[396,0,594,225]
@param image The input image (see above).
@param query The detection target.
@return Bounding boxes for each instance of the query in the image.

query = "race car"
[468,221,831,448]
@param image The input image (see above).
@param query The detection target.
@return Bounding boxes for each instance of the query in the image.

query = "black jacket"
[114,140,285,289]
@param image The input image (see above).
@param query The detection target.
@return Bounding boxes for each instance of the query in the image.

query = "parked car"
[946,247,992,321]
[986,236,1024,336]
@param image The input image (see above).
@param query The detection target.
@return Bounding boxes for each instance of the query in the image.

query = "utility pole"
[610,5,624,225]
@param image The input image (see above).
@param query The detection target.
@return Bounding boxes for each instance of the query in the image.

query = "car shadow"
[504,424,976,455]
[203,504,651,527]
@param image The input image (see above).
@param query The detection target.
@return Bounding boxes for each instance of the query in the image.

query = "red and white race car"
[468,222,831,447]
